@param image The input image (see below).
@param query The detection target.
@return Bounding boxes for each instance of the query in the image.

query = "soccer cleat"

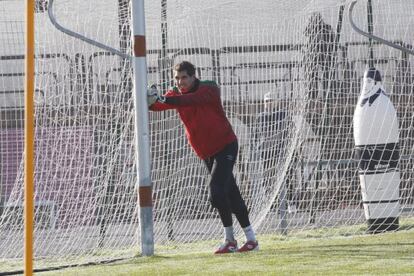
[214,240,238,254]
[237,240,259,253]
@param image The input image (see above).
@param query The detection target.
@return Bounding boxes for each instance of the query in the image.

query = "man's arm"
[162,86,219,106]
[148,89,178,111]
[149,99,176,111]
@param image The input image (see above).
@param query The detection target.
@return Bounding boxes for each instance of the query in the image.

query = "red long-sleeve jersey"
[149,80,237,160]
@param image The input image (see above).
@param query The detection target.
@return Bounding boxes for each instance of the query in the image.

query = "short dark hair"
[174,61,196,76]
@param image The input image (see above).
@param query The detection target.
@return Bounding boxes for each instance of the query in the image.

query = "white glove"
[147,84,159,107]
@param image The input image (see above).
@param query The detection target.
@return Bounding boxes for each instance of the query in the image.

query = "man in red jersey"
[148,61,258,254]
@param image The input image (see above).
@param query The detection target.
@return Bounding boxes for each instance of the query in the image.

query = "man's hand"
[147,84,159,107]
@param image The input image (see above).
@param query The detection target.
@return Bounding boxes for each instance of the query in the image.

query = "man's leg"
[216,142,259,252]
[227,174,250,227]
[204,156,233,228]
[204,154,237,254]
[226,173,259,252]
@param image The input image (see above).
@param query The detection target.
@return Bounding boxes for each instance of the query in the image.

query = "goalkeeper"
[147,61,258,254]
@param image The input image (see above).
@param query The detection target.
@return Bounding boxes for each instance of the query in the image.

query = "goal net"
[1,0,413,271]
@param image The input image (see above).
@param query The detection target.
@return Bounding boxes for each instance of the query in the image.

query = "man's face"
[174,70,196,93]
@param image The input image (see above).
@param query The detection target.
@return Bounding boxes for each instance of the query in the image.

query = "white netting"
[0,0,413,272]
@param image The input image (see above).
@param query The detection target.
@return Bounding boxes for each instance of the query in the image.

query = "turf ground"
[37,226,414,276]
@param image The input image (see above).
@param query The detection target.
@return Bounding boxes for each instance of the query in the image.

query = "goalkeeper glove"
[147,84,159,107]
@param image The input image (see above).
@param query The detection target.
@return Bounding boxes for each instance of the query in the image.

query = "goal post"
[130,0,154,257]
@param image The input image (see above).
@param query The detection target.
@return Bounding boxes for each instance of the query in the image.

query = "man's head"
[174,61,197,92]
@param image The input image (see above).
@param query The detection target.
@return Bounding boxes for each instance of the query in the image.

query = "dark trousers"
[204,141,250,228]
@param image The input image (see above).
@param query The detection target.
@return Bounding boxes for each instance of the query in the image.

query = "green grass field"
[37,227,414,276]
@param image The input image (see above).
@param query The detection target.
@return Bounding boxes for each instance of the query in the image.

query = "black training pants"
[203,141,250,228]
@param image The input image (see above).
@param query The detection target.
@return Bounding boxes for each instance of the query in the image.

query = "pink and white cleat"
[237,240,259,252]
[214,240,238,254]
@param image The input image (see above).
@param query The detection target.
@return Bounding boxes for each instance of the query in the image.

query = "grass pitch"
[38,227,414,276]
